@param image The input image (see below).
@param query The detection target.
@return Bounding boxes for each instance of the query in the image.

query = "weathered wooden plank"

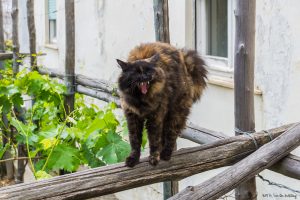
[0,124,292,200]
[234,0,257,199]
[26,0,36,69]
[64,0,75,116]
[169,123,300,200]
[36,67,300,179]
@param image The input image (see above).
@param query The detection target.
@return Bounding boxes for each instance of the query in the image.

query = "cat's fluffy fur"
[117,42,207,167]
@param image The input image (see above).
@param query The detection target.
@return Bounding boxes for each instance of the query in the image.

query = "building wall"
[16,0,300,199]
[1,0,12,40]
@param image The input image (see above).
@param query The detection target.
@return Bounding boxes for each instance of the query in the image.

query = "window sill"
[44,43,58,50]
[208,75,263,96]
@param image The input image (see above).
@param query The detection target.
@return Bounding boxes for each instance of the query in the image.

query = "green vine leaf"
[46,144,81,172]
[96,132,130,164]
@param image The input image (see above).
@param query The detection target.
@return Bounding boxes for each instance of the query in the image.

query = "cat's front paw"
[149,152,160,166]
[160,149,172,161]
[125,155,139,167]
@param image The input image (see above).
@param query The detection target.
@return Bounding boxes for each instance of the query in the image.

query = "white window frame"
[195,0,236,78]
[45,0,58,47]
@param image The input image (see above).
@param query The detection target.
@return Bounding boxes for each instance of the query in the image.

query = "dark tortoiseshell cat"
[117,42,207,167]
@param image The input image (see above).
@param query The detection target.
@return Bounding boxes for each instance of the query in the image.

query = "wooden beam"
[64,0,75,116]
[76,85,121,107]
[181,123,300,180]
[36,67,300,179]
[0,124,292,200]
[234,0,257,199]
[38,67,118,95]
[181,122,227,144]
[26,0,37,69]
[0,53,13,60]
[76,74,118,96]
[169,123,300,200]
[269,154,300,180]
[0,52,45,61]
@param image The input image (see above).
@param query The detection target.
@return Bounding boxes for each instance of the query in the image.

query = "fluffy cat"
[117,42,207,167]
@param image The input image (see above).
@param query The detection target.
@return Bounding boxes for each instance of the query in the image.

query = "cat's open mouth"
[138,81,150,94]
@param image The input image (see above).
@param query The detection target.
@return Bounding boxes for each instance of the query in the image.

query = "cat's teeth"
[147,81,150,84]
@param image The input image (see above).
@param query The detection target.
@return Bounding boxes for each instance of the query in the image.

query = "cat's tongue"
[140,82,148,94]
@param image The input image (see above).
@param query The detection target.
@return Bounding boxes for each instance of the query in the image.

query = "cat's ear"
[116,59,130,71]
[149,53,160,64]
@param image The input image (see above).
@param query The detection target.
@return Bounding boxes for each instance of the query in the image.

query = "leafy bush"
[0,67,137,180]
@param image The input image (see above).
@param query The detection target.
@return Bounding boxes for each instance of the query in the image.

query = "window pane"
[49,20,57,43]
[206,0,228,57]
[48,0,56,20]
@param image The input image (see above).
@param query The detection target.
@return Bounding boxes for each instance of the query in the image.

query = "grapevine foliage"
[0,65,144,180]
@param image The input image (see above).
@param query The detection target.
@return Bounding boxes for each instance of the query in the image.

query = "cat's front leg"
[146,115,164,166]
[125,112,144,167]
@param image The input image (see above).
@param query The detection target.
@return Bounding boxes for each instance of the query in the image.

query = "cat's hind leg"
[125,112,144,167]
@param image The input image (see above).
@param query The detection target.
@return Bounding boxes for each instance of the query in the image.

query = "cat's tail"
[182,50,208,102]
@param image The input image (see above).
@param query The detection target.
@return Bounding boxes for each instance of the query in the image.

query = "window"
[196,0,235,77]
[47,0,57,44]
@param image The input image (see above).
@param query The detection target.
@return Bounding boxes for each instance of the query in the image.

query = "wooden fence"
[0,124,299,200]
[0,0,299,200]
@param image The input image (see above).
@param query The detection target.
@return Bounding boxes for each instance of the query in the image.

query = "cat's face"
[117,54,164,95]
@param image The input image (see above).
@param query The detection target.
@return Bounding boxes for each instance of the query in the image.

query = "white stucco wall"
[1,0,12,40]
[15,0,300,199]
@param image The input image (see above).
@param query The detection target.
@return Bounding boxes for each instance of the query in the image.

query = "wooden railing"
[0,123,299,200]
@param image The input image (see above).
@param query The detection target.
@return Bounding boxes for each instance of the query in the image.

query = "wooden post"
[0,0,14,181]
[153,0,170,43]
[153,0,177,198]
[64,0,75,116]
[234,0,257,199]
[0,0,4,60]
[11,0,19,75]
[11,0,27,183]
[26,0,36,69]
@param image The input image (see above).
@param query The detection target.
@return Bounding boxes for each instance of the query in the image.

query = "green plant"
[0,67,140,180]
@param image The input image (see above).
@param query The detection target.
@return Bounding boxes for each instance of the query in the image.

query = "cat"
[117,42,207,167]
